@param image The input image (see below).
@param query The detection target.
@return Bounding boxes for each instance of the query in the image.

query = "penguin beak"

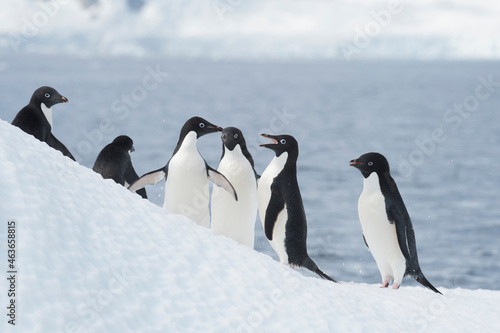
[60,96,68,103]
[130,145,135,153]
[207,125,223,132]
[349,159,362,167]
[259,134,278,148]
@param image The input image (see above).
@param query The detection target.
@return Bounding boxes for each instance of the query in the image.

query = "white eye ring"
[368,161,373,166]
[234,134,238,139]
[199,123,205,128]
[44,93,50,98]
[280,139,286,144]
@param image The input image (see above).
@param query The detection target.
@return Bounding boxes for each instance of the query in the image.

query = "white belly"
[268,205,289,264]
[164,138,210,227]
[41,103,53,128]
[257,153,289,264]
[358,173,406,282]
[211,147,257,248]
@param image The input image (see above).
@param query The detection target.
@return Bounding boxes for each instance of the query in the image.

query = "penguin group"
[10,85,442,293]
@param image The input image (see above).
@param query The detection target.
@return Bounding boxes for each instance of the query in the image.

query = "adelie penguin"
[211,127,258,248]
[11,86,75,160]
[350,152,441,294]
[257,134,337,282]
[128,117,237,227]
[93,135,147,199]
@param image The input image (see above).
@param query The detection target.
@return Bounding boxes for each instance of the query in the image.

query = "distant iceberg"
[1,0,500,60]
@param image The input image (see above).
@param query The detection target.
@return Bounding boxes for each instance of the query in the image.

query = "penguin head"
[221,127,245,151]
[350,152,390,178]
[260,134,298,158]
[30,86,68,108]
[182,116,223,139]
[112,135,135,152]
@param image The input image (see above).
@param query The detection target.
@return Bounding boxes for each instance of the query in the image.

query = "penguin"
[93,135,147,199]
[211,127,258,248]
[257,134,336,282]
[12,86,75,160]
[128,116,237,227]
[350,152,441,294]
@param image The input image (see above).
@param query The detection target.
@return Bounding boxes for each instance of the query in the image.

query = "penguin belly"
[267,206,289,264]
[40,103,53,128]
[257,153,289,264]
[358,174,406,284]
[164,149,210,227]
[211,148,257,248]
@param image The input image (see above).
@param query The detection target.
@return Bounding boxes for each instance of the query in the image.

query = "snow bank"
[0,118,499,332]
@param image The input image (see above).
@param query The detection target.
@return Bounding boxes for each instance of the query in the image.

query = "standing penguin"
[93,135,147,199]
[211,127,258,248]
[258,134,336,282]
[12,86,75,160]
[128,117,237,227]
[350,152,441,294]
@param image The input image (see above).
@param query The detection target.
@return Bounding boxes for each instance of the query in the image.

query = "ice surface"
[1,107,500,332]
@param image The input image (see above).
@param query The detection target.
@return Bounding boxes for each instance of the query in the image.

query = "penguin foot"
[381,280,389,288]
[392,283,400,290]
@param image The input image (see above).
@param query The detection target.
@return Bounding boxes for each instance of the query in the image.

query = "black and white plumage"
[211,127,258,248]
[12,86,75,160]
[257,134,336,282]
[93,135,147,199]
[128,116,237,227]
[350,152,441,294]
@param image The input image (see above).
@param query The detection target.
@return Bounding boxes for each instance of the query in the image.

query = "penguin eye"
[199,123,205,128]
[280,139,286,144]
[44,93,51,98]
[233,134,238,139]
[368,161,374,166]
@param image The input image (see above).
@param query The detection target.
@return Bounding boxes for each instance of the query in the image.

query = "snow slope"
[0,118,499,333]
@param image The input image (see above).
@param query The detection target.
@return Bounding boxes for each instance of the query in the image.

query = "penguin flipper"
[128,166,167,193]
[363,234,369,248]
[206,165,238,201]
[264,183,284,241]
[415,274,442,294]
[125,164,147,199]
[45,133,76,161]
[386,204,412,261]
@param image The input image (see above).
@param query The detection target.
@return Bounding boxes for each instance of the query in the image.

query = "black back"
[12,86,74,160]
[46,134,75,161]
[350,152,441,293]
[93,135,147,198]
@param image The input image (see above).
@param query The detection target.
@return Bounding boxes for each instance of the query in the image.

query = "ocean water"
[1,55,499,290]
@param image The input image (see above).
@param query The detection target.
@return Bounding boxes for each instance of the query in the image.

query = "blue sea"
[1,55,499,290]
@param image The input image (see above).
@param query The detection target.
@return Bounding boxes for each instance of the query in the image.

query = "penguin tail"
[302,257,338,283]
[415,274,442,295]
[314,267,338,283]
